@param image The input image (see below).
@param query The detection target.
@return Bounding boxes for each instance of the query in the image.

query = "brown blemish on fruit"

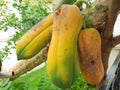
[91,60,95,65]
[55,9,61,15]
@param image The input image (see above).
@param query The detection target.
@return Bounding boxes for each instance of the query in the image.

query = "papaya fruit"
[16,13,54,60]
[47,4,82,89]
[78,28,104,85]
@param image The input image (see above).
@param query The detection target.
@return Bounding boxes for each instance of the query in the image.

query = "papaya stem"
[53,0,76,10]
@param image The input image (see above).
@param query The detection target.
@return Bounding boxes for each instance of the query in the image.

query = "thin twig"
[112,35,120,48]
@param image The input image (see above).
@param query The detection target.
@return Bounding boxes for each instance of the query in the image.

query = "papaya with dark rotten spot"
[78,28,104,85]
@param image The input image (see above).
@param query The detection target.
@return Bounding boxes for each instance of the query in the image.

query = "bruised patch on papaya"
[55,8,61,16]
[78,28,104,85]
[91,60,95,65]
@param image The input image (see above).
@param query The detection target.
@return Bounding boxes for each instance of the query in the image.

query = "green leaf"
[19,0,22,3]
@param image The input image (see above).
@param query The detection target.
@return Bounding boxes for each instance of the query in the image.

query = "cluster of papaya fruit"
[16,4,104,89]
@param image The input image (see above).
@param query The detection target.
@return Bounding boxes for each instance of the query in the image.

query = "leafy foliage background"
[0,0,51,60]
[0,66,96,90]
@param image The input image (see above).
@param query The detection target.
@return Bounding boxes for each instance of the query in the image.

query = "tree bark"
[9,46,48,80]
[103,0,120,39]
[112,35,120,48]
[101,0,120,73]
[96,0,120,89]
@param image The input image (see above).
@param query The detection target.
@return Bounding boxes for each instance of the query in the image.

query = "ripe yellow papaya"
[18,25,52,59]
[78,28,104,85]
[47,4,82,89]
[16,13,54,60]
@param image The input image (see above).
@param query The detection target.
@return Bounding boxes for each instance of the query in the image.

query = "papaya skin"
[78,28,104,85]
[47,4,82,89]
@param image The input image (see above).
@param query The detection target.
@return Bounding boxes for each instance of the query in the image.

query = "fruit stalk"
[54,0,76,10]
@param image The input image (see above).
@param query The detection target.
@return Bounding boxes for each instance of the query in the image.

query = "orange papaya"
[78,28,104,85]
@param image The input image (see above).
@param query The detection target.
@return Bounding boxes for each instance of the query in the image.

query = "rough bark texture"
[112,35,120,48]
[9,46,48,80]
[101,0,120,73]
[95,0,120,89]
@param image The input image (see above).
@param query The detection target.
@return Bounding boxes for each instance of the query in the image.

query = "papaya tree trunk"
[96,0,120,89]
[101,0,120,74]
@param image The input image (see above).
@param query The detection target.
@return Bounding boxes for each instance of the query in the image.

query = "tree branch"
[112,35,120,48]
[103,0,120,39]
[0,72,13,78]
[9,46,48,80]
